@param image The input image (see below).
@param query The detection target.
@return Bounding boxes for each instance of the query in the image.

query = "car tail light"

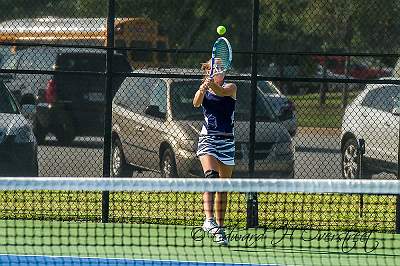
[45,79,56,104]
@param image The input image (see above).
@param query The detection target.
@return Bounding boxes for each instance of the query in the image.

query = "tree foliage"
[1,0,399,66]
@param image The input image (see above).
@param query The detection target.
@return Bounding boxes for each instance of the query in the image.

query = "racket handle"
[209,56,215,78]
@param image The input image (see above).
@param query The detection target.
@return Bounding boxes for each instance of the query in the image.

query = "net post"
[102,191,110,223]
[101,0,116,224]
[396,196,400,233]
[397,122,400,233]
[246,192,259,228]
[246,0,260,229]
[358,138,365,218]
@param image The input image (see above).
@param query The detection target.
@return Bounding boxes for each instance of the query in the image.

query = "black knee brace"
[204,169,219,178]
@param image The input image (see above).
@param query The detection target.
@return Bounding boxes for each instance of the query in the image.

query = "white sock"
[206,217,215,222]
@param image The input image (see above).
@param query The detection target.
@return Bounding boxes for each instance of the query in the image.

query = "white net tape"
[0,177,399,194]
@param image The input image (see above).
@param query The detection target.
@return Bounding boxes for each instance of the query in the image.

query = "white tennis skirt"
[196,135,235,166]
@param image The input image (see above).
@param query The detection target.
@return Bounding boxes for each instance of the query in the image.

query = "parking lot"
[36,129,339,179]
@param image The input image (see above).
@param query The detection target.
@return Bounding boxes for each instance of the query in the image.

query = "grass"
[290,91,359,128]
[0,190,396,232]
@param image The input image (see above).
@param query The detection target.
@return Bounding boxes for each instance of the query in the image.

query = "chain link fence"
[0,0,399,181]
[0,0,400,235]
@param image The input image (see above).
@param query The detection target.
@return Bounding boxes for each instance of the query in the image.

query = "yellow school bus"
[0,17,170,68]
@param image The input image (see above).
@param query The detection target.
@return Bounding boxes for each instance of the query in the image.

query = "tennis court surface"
[0,178,399,265]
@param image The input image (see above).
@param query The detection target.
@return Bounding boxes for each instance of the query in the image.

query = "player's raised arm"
[193,81,209,107]
[208,81,237,99]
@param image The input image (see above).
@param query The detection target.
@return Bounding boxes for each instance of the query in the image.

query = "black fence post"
[102,0,115,224]
[246,0,260,229]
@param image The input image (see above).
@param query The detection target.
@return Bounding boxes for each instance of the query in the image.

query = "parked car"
[0,46,11,67]
[0,81,38,176]
[340,83,400,178]
[257,80,297,136]
[258,63,306,95]
[0,47,132,144]
[392,57,400,79]
[313,56,392,80]
[111,71,295,178]
[314,64,359,91]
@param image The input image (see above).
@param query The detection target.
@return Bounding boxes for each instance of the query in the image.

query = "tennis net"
[0,177,399,265]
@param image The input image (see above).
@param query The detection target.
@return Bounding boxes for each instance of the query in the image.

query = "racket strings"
[215,42,230,71]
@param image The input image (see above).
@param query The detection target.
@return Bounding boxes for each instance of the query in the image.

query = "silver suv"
[0,81,38,176]
[340,83,400,178]
[111,73,295,178]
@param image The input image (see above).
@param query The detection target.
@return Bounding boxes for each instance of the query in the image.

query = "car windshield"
[0,46,11,66]
[0,53,17,69]
[56,53,131,72]
[57,53,106,72]
[257,80,280,94]
[0,84,19,114]
[170,80,276,121]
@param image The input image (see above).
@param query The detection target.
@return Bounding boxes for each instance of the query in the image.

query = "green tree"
[259,0,315,52]
[303,0,400,55]
[109,0,253,68]
[0,0,88,20]
[354,0,400,66]
[1,0,399,67]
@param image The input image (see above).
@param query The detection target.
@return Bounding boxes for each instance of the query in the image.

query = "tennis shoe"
[202,219,229,246]
[202,218,220,236]
[215,228,229,246]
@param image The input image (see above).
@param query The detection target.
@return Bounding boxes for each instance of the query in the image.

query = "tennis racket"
[209,37,232,78]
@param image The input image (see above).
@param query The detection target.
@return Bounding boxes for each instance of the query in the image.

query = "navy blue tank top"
[201,90,236,136]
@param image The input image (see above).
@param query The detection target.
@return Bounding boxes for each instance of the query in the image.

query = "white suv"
[340,83,400,178]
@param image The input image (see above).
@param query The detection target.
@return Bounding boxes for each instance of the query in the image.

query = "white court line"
[0,253,285,266]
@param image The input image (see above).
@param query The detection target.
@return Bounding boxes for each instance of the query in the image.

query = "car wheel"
[20,158,39,177]
[112,138,133,177]
[287,169,295,179]
[341,138,362,179]
[55,117,75,145]
[160,148,178,178]
[32,117,47,144]
[31,159,39,177]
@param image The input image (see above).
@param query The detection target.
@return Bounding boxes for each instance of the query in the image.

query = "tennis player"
[192,58,237,246]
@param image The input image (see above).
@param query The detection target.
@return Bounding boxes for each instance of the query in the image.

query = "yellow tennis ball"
[217,25,226,35]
